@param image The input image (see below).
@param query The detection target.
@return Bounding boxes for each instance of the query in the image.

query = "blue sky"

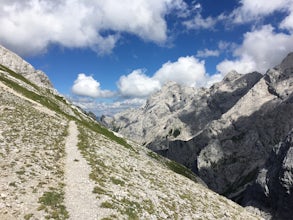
[1,0,293,115]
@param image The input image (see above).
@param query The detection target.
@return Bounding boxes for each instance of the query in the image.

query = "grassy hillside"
[0,64,262,219]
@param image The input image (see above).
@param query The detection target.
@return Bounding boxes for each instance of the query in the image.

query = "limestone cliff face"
[242,130,293,219]
[103,53,293,219]
[103,71,263,150]
[0,45,53,89]
[157,53,293,199]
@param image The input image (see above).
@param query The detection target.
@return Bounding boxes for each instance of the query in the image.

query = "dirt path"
[64,121,98,220]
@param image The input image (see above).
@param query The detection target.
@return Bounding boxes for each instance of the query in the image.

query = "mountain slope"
[103,53,293,219]
[0,46,262,219]
[0,46,53,89]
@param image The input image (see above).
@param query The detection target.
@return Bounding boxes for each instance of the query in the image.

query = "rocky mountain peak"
[0,45,53,89]
[279,52,293,72]
[161,80,178,89]
[103,52,293,219]
[222,70,242,82]
[264,53,293,100]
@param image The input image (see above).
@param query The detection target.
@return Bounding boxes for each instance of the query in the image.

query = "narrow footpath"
[64,121,98,220]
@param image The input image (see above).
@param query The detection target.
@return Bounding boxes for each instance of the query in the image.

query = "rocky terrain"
[242,129,293,219]
[0,45,263,219]
[102,70,263,150]
[0,46,53,89]
[103,53,293,219]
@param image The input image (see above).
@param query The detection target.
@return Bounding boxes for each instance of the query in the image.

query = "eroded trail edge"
[64,121,97,220]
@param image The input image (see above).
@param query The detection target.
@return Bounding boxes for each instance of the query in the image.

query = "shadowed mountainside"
[103,52,293,219]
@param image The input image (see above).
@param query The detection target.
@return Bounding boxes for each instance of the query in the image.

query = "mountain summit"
[103,53,293,219]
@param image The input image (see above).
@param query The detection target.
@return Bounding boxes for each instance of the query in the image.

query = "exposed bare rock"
[242,130,293,219]
[103,71,262,151]
[103,53,293,220]
[163,54,293,197]
[0,45,53,89]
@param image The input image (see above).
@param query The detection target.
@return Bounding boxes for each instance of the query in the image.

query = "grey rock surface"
[163,54,293,196]
[242,130,293,220]
[0,45,53,89]
[103,71,263,151]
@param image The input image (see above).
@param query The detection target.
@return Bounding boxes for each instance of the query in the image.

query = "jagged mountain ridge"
[102,70,263,149]
[0,46,261,219]
[0,45,53,89]
[103,53,293,219]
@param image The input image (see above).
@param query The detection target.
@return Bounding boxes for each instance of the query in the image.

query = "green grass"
[110,177,125,186]
[38,190,69,219]
[100,201,115,209]
[16,170,25,175]
[93,186,106,194]
[165,160,198,182]
[77,119,135,152]
[121,198,141,219]
[147,151,162,161]
[0,64,39,90]
[39,191,63,206]
[9,182,17,187]
[148,151,198,183]
[142,199,155,215]
[0,73,64,116]
[24,213,34,220]
[101,215,118,220]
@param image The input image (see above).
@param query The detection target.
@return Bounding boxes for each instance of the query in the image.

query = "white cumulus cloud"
[117,69,161,97]
[217,56,257,75]
[0,0,187,56]
[280,4,293,32]
[117,56,219,98]
[72,73,114,98]
[153,56,207,87]
[231,0,293,26]
[217,25,293,74]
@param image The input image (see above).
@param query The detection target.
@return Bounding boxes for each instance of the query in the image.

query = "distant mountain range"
[0,45,262,219]
[102,52,293,219]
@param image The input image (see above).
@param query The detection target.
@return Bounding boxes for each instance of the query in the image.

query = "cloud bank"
[117,69,161,98]
[216,0,293,74]
[117,56,218,98]
[0,0,187,56]
[217,25,293,74]
[231,0,292,24]
[72,97,146,116]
